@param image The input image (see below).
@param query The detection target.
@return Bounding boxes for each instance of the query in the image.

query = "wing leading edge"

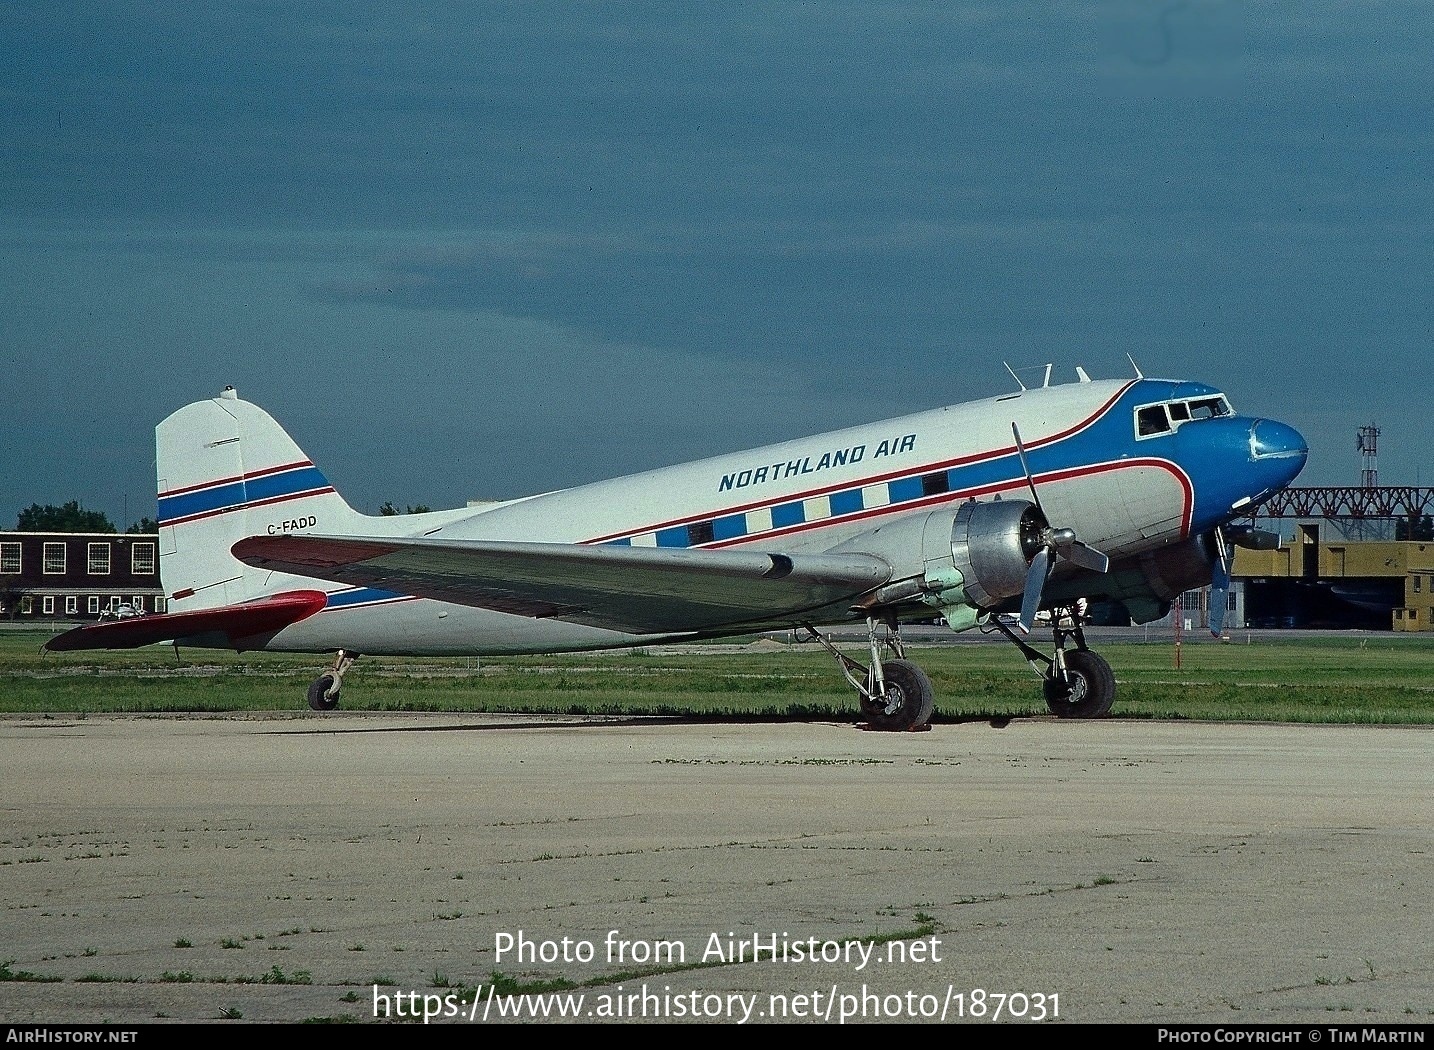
[233,535,893,633]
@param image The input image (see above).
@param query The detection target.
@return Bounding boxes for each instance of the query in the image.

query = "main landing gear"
[804,617,935,732]
[983,607,1116,718]
[308,649,358,711]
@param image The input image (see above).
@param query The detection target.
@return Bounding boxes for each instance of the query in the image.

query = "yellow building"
[1234,531,1434,631]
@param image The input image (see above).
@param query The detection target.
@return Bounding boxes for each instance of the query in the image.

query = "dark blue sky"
[4,3,1430,527]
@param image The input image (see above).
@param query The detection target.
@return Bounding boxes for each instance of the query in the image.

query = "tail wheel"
[307,672,340,711]
[1044,649,1115,718]
[864,659,935,732]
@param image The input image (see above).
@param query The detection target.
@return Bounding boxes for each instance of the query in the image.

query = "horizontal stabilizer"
[233,535,892,633]
[43,590,330,652]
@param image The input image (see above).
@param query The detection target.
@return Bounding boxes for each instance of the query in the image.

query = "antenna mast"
[1356,423,1380,489]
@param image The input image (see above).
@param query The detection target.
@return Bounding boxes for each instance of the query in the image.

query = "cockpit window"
[1187,396,1232,420]
[1137,405,1171,437]
[1136,394,1233,439]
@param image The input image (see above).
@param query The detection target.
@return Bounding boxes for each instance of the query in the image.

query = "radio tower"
[1356,424,1380,489]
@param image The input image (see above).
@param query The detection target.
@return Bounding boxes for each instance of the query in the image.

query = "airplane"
[44,367,1307,729]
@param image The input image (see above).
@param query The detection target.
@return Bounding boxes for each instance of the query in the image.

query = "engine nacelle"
[1049,533,1217,624]
[947,498,1046,608]
[829,498,1045,614]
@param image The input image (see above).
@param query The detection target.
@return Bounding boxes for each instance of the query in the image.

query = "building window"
[154,597,167,614]
[20,596,33,615]
[88,542,111,575]
[132,543,156,574]
[42,595,55,615]
[0,542,19,574]
[65,595,77,615]
[88,596,100,614]
[132,596,145,613]
[43,542,66,574]
[1416,576,1423,593]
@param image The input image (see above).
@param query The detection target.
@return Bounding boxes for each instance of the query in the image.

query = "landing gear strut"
[804,617,934,732]
[984,607,1116,718]
[308,649,358,712]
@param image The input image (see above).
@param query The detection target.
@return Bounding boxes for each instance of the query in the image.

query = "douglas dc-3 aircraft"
[46,367,1307,729]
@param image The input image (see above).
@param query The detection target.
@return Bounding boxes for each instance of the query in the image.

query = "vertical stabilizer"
[156,387,363,612]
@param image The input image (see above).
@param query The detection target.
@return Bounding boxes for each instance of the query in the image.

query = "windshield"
[1134,393,1233,439]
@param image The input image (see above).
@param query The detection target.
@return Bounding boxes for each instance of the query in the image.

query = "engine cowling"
[829,499,1047,619]
[946,498,1047,608]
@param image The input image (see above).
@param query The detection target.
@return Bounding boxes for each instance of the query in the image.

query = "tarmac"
[1,711,1430,1025]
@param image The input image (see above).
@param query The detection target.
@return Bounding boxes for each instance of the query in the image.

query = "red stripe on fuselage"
[161,460,315,499]
[581,381,1137,544]
[703,458,1192,550]
[160,486,336,528]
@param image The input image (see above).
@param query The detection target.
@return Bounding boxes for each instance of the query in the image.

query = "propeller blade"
[1018,546,1051,633]
[1061,538,1110,574]
[1209,528,1234,638]
[1009,421,1109,628]
[1010,422,1045,516]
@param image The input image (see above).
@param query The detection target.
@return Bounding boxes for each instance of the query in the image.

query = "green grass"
[5,629,1434,723]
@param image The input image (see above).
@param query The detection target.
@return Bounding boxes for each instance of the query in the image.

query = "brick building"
[0,532,166,622]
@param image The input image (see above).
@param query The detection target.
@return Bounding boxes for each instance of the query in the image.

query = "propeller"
[1208,527,1234,638]
[1011,423,1110,633]
[1207,524,1280,637]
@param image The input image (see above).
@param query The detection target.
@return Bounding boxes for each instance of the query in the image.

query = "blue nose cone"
[1250,419,1308,485]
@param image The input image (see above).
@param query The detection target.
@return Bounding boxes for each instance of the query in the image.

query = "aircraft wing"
[43,590,330,651]
[232,535,893,633]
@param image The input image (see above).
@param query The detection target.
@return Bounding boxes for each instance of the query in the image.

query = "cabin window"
[43,542,66,574]
[1136,406,1171,437]
[88,542,111,575]
[1168,401,1191,422]
[687,520,715,546]
[0,542,19,573]
[920,472,949,496]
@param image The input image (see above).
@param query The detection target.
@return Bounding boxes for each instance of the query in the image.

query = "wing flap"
[232,535,891,633]
[43,590,329,652]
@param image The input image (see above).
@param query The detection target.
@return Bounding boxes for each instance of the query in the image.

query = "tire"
[866,659,935,731]
[307,672,340,712]
[1043,649,1115,718]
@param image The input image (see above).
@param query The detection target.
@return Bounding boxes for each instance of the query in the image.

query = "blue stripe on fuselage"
[324,587,406,609]
[592,379,1250,549]
[158,465,330,524]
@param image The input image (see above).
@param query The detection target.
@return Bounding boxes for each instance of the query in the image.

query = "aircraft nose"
[1250,418,1308,464]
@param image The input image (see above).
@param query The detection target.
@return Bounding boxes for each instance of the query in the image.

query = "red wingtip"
[43,590,329,652]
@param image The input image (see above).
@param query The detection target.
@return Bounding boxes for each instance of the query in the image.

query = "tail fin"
[157,386,365,612]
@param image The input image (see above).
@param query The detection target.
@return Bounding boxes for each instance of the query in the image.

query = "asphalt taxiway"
[1,713,1429,1024]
